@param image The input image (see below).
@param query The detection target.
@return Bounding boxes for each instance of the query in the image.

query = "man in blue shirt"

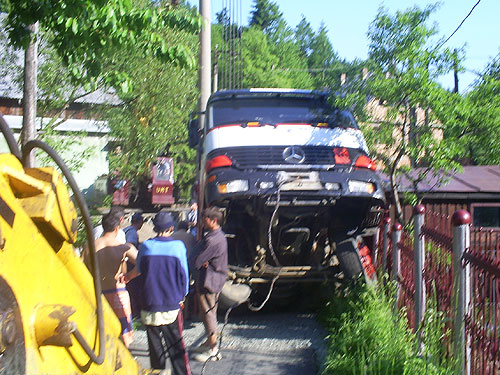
[122,212,191,375]
[124,212,144,247]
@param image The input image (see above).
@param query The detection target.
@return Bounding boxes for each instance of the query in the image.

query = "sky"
[192,0,500,93]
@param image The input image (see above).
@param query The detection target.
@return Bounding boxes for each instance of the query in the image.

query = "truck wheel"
[336,237,364,280]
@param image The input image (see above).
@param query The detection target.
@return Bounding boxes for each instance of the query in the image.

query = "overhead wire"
[464,52,500,91]
[437,0,481,49]
[219,0,243,90]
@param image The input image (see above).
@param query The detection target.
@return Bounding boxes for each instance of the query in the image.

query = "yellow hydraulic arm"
[0,114,140,374]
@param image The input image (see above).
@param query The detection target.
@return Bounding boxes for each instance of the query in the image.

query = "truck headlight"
[324,182,341,190]
[348,180,375,194]
[259,181,274,189]
[217,180,249,193]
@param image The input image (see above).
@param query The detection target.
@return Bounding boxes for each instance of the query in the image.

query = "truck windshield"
[207,96,359,130]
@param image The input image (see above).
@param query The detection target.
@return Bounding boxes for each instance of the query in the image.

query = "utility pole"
[453,49,459,94]
[198,0,211,128]
[21,22,39,168]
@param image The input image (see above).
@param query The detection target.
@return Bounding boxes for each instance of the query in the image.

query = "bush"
[319,279,453,375]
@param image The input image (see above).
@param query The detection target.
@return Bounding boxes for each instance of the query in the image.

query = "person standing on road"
[124,212,144,247]
[95,211,138,348]
[172,220,197,255]
[122,212,191,375]
[172,220,198,322]
[187,200,198,237]
[123,212,145,319]
[93,205,127,244]
[191,207,228,362]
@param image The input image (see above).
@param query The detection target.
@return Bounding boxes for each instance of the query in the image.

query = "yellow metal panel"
[0,154,139,374]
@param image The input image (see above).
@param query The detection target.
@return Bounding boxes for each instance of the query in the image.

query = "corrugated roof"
[380,165,500,194]
[3,114,109,133]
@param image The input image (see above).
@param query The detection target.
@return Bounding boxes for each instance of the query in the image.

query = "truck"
[110,156,175,209]
[188,89,386,301]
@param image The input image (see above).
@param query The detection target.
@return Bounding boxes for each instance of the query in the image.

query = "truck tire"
[336,237,364,280]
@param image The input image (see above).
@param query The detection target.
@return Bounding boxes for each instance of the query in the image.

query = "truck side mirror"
[188,117,199,148]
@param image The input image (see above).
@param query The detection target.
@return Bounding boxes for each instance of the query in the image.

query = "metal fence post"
[452,210,471,375]
[392,222,402,311]
[382,217,392,274]
[413,205,426,339]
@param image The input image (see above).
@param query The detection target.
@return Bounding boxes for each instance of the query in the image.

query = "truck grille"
[208,146,360,168]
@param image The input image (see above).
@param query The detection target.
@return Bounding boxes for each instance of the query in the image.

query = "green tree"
[295,16,315,58]
[4,0,200,171]
[100,19,199,199]
[213,8,244,90]
[240,25,313,89]
[360,4,461,223]
[241,26,281,87]
[439,56,500,165]
[308,23,341,88]
[249,0,283,36]
[3,0,200,197]
[6,0,200,90]
[0,18,98,172]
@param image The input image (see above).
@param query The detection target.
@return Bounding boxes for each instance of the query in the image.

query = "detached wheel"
[218,281,252,312]
[336,237,364,280]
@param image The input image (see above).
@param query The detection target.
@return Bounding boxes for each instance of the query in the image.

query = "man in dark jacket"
[191,207,228,362]
[122,212,191,375]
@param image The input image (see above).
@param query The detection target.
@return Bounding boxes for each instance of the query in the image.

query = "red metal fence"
[376,207,500,375]
[465,227,500,375]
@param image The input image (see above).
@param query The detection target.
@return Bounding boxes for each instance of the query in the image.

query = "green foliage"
[319,281,453,375]
[360,4,463,222]
[439,57,500,164]
[38,127,96,173]
[308,23,340,88]
[5,0,200,93]
[99,21,199,199]
[249,0,283,36]
[217,1,314,91]
[295,16,314,58]
[240,26,281,88]
[0,0,9,12]
[3,0,200,198]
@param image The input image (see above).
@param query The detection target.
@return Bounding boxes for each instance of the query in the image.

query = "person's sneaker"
[189,342,210,353]
[191,347,222,362]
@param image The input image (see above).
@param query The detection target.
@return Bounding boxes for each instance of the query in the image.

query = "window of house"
[472,204,500,227]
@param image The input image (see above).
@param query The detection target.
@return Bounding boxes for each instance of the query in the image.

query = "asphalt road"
[123,211,328,375]
[128,311,328,375]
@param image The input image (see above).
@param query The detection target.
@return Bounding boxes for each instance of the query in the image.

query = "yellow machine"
[0,118,141,374]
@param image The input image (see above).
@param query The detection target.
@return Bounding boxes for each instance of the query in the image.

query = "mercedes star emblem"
[282,146,306,164]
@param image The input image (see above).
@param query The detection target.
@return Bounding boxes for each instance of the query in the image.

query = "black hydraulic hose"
[22,139,105,365]
[0,112,22,161]
[200,299,246,375]
[267,184,282,267]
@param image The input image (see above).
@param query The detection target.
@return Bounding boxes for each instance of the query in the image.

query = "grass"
[318,277,454,375]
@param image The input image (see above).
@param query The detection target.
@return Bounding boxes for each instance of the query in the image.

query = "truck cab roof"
[207,89,329,104]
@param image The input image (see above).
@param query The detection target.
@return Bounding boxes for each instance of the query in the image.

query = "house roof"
[380,165,500,198]
[3,114,109,133]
